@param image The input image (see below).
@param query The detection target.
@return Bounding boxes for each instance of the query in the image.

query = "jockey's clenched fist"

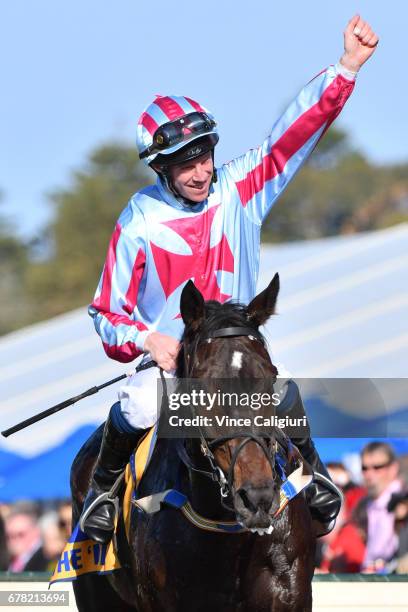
[340,15,379,73]
[144,332,180,372]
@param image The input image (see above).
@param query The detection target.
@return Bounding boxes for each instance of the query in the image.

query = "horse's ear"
[180,280,205,330]
[246,273,280,327]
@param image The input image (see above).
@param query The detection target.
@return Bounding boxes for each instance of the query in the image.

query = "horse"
[71,273,315,611]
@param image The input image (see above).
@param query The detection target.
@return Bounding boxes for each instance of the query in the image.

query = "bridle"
[160,325,280,512]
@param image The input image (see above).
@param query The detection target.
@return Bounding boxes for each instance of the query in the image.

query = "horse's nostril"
[238,486,273,513]
[238,488,258,513]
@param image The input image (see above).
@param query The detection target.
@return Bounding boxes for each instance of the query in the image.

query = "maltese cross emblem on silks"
[150,205,234,307]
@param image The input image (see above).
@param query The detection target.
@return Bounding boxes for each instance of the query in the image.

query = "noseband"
[163,325,279,512]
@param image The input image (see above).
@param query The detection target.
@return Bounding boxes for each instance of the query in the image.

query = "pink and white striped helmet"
[136,95,219,166]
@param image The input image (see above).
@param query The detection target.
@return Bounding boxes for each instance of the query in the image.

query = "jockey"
[80,16,378,544]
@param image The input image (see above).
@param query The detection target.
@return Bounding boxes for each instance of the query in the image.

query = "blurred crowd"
[0,500,71,573]
[0,441,407,575]
[315,441,408,574]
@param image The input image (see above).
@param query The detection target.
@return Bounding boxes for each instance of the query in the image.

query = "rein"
[159,325,279,512]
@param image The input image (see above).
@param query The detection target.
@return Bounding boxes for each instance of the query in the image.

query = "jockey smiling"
[80,16,378,544]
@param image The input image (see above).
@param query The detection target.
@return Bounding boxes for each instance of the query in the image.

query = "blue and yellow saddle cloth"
[50,426,312,585]
[49,426,157,585]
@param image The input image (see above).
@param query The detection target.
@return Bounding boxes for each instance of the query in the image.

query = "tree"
[261,127,408,242]
[0,219,31,335]
[26,144,152,320]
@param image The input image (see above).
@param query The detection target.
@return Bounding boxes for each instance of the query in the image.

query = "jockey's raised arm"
[222,13,378,226]
[222,63,356,226]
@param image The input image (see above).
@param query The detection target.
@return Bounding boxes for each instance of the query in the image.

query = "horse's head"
[178,273,282,532]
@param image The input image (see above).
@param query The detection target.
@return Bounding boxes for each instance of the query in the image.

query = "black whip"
[1,360,157,438]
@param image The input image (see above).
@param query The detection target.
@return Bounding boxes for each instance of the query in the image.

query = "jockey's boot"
[79,411,145,544]
[292,435,343,537]
[277,380,343,537]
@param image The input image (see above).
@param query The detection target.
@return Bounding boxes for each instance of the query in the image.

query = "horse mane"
[176,299,267,378]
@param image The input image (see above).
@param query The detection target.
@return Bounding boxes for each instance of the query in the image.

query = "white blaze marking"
[231,351,243,370]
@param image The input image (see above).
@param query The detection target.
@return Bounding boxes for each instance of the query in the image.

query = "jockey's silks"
[89,64,355,362]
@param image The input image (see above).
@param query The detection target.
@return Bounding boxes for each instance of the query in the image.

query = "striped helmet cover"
[136,95,218,166]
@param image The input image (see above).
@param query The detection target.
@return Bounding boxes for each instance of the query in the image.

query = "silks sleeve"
[223,63,356,226]
[89,216,149,363]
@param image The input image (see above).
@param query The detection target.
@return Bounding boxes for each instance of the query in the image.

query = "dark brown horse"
[71,274,315,611]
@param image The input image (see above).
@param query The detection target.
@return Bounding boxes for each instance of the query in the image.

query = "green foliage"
[261,128,408,242]
[306,127,351,169]
[26,144,152,320]
[0,225,31,334]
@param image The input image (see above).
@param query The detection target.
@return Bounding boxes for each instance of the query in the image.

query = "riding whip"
[1,359,157,438]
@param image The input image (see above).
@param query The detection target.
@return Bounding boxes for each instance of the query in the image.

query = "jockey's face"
[169,152,213,202]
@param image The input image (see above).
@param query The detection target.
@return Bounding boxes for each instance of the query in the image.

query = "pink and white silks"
[89,63,356,428]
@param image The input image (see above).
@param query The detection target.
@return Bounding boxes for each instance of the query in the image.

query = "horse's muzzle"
[234,480,279,531]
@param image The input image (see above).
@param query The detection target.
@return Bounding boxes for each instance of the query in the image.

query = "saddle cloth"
[49,426,157,585]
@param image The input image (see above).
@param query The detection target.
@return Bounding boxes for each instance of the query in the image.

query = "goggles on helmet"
[139,112,216,160]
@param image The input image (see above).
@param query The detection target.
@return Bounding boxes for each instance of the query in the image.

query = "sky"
[1,1,407,238]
